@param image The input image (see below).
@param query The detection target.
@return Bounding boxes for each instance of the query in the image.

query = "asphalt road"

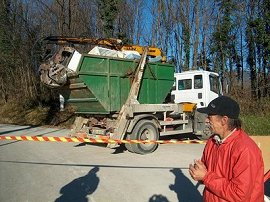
[0,124,206,202]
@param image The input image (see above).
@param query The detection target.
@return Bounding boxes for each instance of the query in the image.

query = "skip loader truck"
[39,36,222,154]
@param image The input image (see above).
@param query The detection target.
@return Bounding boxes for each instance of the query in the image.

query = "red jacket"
[202,129,264,202]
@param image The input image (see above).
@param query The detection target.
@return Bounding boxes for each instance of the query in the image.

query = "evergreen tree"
[210,0,235,88]
[97,0,119,38]
[210,0,245,93]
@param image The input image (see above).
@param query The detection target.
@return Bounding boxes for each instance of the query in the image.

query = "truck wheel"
[124,134,134,153]
[130,120,159,154]
[200,127,212,140]
[194,110,212,140]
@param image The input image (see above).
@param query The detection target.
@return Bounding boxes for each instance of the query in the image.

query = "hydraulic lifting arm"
[43,36,166,62]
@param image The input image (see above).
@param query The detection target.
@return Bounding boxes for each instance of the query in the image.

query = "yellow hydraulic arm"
[121,45,166,62]
[43,36,166,62]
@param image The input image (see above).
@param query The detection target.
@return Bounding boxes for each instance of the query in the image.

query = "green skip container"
[61,54,174,114]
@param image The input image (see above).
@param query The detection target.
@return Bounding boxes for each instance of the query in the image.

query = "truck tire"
[124,134,134,153]
[200,126,212,140]
[129,119,159,154]
[194,110,212,140]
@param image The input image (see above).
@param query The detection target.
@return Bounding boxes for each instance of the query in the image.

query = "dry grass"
[230,87,270,116]
[0,101,50,125]
[229,88,270,135]
[0,99,75,127]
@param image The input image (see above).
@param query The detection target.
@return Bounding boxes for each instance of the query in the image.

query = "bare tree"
[192,0,199,69]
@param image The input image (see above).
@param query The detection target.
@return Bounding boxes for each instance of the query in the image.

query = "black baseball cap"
[197,96,240,119]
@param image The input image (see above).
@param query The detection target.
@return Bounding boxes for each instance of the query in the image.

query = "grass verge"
[241,114,270,136]
[0,100,75,128]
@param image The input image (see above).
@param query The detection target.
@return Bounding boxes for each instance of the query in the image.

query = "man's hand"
[189,159,207,181]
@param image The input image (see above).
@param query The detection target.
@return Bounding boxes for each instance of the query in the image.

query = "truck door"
[193,74,206,108]
[206,73,222,106]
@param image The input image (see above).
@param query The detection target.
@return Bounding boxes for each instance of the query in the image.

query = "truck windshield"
[209,74,221,94]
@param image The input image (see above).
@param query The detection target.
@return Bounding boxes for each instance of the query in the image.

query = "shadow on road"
[149,194,169,202]
[0,125,39,135]
[169,168,202,202]
[74,143,127,154]
[0,160,189,170]
[55,166,100,202]
[73,134,200,155]
[266,179,270,197]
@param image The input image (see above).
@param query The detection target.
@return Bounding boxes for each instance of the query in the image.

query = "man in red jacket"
[189,96,264,202]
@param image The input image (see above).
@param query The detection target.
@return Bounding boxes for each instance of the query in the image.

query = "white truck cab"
[171,70,223,108]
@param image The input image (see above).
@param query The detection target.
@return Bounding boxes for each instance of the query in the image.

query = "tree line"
[0,0,269,106]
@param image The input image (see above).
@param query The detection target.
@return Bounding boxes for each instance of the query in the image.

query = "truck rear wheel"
[194,110,212,140]
[129,119,159,154]
[124,134,134,153]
